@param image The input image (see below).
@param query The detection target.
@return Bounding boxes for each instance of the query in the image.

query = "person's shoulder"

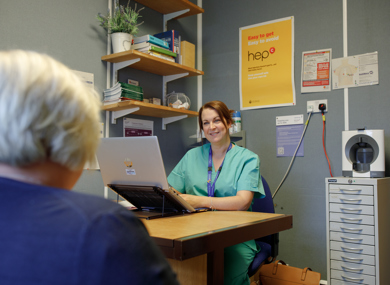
[233,145,259,158]
[52,188,135,221]
[186,143,210,156]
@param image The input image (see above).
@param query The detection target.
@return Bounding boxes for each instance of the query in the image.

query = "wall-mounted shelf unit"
[103,100,198,129]
[103,0,203,130]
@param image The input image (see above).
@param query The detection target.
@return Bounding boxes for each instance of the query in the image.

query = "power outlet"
[307,99,328,113]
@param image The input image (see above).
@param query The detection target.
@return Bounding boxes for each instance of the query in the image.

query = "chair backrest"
[252,176,278,258]
[248,176,279,277]
[252,176,274,214]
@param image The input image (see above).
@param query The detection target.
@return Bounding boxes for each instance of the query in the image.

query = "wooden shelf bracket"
[111,107,140,124]
[162,115,188,130]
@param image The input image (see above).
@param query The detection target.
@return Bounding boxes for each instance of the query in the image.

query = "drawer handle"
[339,188,362,193]
[341,256,363,263]
[340,217,363,222]
[341,246,363,253]
[341,266,363,273]
[340,207,362,213]
[340,198,362,203]
[340,227,363,233]
[341,236,363,242]
[342,275,364,282]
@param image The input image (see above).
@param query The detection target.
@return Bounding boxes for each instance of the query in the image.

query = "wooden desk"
[142,211,292,284]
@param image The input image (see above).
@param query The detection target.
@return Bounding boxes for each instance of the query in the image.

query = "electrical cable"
[272,112,312,199]
[322,111,333,177]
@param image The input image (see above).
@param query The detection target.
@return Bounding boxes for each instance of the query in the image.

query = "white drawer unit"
[326,177,390,284]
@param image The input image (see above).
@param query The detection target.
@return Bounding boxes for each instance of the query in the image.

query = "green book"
[121,93,143,101]
[150,45,177,58]
[119,82,143,93]
[121,87,143,101]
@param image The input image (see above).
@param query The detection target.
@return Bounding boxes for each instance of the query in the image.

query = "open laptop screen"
[96,137,197,217]
[96,136,169,189]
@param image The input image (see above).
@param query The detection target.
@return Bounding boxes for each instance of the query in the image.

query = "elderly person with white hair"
[0,50,179,285]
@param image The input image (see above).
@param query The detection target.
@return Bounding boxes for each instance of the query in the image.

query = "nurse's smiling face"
[201,108,230,145]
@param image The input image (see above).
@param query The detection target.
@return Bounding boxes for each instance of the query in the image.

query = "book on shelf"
[133,34,169,49]
[119,81,143,92]
[132,41,160,50]
[138,50,175,63]
[136,45,177,58]
[153,30,180,53]
[103,82,144,103]
[154,30,181,64]
[181,41,195,68]
[132,42,177,57]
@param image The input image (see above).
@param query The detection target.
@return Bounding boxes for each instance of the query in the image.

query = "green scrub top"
[168,143,265,202]
[167,143,265,285]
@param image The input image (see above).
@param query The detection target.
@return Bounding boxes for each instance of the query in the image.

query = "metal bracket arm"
[162,115,188,130]
[113,58,141,73]
[163,73,189,84]
[111,107,140,124]
[163,73,189,105]
[163,9,190,30]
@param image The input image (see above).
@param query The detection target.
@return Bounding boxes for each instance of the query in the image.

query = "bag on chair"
[258,260,321,285]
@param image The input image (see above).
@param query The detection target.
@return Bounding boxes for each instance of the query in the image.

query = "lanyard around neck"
[207,143,232,197]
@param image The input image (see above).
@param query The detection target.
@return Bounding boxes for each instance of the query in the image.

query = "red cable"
[322,112,333,177]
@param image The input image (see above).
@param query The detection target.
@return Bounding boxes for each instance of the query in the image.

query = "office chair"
[247,176,279,277]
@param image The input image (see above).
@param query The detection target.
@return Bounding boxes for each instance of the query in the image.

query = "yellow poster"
[239,17,295,110]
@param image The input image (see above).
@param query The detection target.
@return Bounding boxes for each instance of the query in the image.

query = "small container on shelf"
[150,98,161,105]
[166,91,191,110]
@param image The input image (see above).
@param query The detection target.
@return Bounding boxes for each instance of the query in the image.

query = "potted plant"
[97,0,144,54]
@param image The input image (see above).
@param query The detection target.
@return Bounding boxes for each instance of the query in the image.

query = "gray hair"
[0,50,101,170]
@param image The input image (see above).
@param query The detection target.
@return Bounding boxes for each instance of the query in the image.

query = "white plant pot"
[111,32,133,54]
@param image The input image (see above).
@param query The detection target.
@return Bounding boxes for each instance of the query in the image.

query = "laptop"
[96,136,200,219]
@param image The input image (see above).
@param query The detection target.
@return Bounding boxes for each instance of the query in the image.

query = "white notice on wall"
[332,51,378,89]
[276,114,304,126]
[276,115,304,157]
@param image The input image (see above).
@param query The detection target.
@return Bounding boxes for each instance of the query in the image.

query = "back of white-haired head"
[0,50,101,170]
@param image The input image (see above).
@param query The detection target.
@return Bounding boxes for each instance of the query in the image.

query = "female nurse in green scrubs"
[168,100,265,285]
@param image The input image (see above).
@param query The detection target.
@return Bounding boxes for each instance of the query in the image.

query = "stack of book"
[153,30,181,64]
[132,33,177,63]
[103,82,143,105]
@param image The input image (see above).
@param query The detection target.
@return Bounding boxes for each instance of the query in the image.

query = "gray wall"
[202,0,390,279]
[0,0,199,197]
[2,0,389,280]
[0,0,108,196]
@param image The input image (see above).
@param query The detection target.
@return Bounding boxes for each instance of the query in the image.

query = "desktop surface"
[143,211,292,259]
[142,211,292,284]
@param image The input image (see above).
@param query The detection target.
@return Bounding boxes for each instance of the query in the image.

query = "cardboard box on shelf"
[181,41,195,69]
[150,98,161,105]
